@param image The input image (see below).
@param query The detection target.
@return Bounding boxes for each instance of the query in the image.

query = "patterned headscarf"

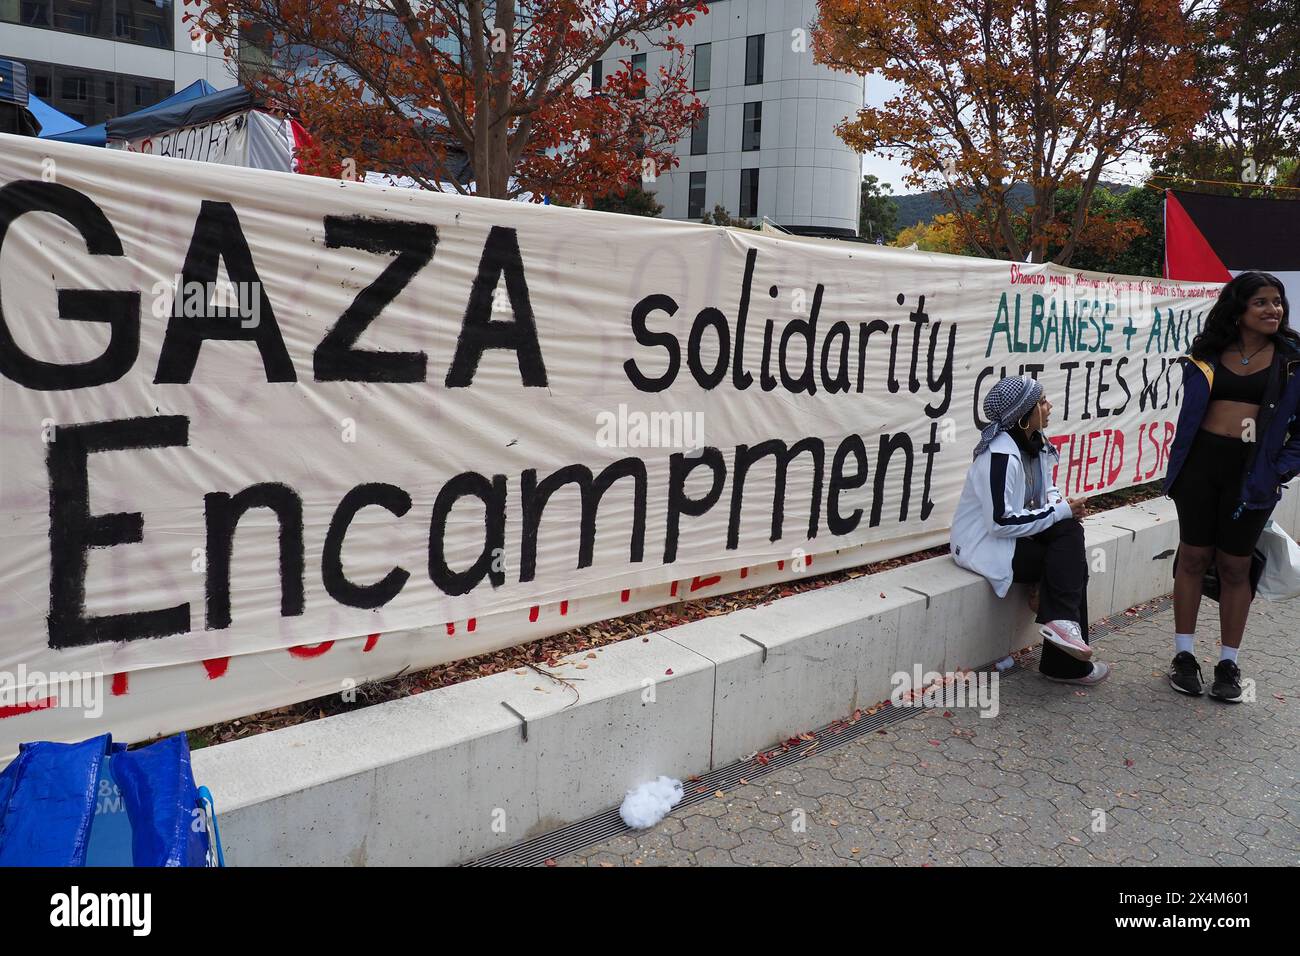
[973,375,1044,459]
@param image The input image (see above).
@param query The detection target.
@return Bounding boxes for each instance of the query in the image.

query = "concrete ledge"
[192,488,1300,865]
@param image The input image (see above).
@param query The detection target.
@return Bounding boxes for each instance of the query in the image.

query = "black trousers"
[1011,517,1092,680]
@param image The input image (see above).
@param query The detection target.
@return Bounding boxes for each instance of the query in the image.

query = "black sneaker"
[1168,652,1203,696]
[1209,659,1243,703]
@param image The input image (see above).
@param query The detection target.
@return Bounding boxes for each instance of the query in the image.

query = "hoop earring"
[1018,413,1032,430]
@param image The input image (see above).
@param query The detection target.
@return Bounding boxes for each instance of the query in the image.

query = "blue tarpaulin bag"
[0,733,219,867]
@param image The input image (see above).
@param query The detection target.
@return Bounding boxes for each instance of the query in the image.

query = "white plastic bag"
[1256,520,1300,601]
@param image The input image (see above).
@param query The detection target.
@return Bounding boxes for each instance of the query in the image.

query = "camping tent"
[45,79,219,147]
[0,57,39,136]
[30,95,82,138]
[106,85,303,172]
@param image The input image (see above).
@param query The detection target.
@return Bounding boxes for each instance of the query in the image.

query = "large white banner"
[0,134,1221,759]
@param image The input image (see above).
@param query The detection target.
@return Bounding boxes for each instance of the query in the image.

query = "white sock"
[1220,646,1239,664]
[1175,633,1194,655]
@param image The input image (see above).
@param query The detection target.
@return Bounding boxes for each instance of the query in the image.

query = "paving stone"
[553,598,1299,867]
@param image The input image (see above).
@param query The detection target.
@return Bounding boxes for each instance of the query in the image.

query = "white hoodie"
[949,430,1072,598]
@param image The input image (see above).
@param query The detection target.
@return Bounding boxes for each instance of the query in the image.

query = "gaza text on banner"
[0,134,1220,748]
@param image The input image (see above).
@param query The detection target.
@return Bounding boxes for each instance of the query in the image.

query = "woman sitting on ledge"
[949,375,1108,685]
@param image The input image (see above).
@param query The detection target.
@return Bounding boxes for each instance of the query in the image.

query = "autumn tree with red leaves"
[813,0,1213,265]
[187,0,706,201]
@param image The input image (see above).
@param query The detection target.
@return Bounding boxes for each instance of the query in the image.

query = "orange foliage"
[188,0,706,201]
[813,0,1211,265]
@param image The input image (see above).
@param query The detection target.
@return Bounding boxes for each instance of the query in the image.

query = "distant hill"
[891,181,1131,230]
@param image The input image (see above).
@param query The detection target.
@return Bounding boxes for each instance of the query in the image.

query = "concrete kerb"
[191,495,1300,866]
[663,580,915,771]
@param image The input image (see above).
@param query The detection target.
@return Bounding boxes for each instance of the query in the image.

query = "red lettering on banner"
[740,567,748,579]
[363,633,380,652]
[777,560,785,571]
[529,606,539,622]
[445,622,455,636]
[690,575,721,592]
[203,658,229,679]
[467,618,477,632]
[288,642,334,658]
[111,673,128,696]
[670,581,678,597]
[1106,430,1124,487]
[1048,435,1070,486]
[805,554,813,567]
[560,600,569,615]
[1083,432,1100,491]
[1135,419,1176,481]
[620,589,630,602]
[0,698,54,719]
[1143,421,1162,479]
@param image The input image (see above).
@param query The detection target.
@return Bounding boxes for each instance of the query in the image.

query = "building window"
[745,34,764,86]
[694,43,710,92]
[61,75,89,101]
[2,0,172,49]
[740,168,759,218]
[742,101,761,151]
[53,0,110,36]
[114,0,170,48]
[591,59,603,95]
[631,52,646,100]
[18,59,172,127]
[689,171,707,220]
[691,106,708,156]
[13,0,50,26]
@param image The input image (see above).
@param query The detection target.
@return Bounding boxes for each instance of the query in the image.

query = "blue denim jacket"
[1162,336,1300,516]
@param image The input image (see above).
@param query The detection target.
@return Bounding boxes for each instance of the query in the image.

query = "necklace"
[1232,339,1272,366]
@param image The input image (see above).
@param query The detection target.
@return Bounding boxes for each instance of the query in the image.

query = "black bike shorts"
[1170,429,1274,556]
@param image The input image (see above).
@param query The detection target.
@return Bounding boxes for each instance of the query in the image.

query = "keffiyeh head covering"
[973,375,1044,459]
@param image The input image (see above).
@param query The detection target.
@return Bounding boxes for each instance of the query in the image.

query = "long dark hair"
[1189,271,1296,361]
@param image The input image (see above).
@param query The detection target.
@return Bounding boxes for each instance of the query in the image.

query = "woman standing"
[951,375,1108,685]
[1164,272,1300,701]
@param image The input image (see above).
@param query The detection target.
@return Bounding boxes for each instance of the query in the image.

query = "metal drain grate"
[465,591,1176,866]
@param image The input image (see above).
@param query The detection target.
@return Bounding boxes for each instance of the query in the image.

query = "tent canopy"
[107,86,255,142]
[46,79,220,147]
[30,95,82,138]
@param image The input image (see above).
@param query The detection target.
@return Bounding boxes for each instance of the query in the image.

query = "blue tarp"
[30,95,82,138]
[107,85,254,141]
[46,79,220,147]
[0,733,211,867]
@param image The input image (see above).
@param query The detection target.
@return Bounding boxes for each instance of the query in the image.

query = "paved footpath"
[557,597,1300,866]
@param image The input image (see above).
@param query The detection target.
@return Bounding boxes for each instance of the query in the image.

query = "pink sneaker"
[1039,620,1093,661]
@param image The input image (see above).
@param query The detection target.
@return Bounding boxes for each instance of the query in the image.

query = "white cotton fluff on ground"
[619,776,685,829]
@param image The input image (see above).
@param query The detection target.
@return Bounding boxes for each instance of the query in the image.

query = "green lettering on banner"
[987,292,1013,357]
[1011,293,1027,352]
[1045,297,1061,353]
[1029,294,1045,352]
[1060,301,1075,351]
[1145,308,1164,353]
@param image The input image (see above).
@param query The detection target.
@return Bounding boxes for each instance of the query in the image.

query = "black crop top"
[1210,365,1268,404]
